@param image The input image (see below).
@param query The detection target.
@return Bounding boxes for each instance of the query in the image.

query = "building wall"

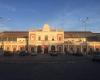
[0,38,26,52]
[0,24,99,55]
[88,42,100,50]
[28,24,64,53]
[29,31,64,46]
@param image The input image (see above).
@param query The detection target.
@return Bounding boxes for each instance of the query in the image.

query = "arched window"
[37,46,42,53]
[58,46,62,52]
[83,48,87,53]
[51,45,55,51]
[31,47,35,52]
[52,37,54,41]
[20,47,23,51]
[64,47,68,53]
[7,47,9,51]
[13,48,16,52]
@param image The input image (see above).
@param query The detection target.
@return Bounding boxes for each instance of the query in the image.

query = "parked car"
[19,51,30,56]
[0,50,3,56]
[49,51,58,56]
[31,52,37,56]
[92,51,100,61]
[4,51,13,56]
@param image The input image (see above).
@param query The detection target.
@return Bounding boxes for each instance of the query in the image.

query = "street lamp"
[80,17,89,55]
[1,33,4,54]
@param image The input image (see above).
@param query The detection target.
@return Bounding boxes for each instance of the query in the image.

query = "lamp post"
[0,17,4,54]
[1,34,4,54]
[80,17,89,55]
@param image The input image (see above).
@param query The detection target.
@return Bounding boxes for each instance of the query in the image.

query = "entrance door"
[37,46,42,54]
[58,46,61,53]
[31,47,35,53]
[44,47,48,54]
[51,45,55,51]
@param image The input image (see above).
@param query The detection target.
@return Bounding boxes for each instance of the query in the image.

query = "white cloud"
[0,2,16,12]
[0,17,12,24]
[0,26,11,32]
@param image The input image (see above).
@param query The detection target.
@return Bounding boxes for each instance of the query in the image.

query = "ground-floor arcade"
[28,43,100,55]
[28,44,65,54]
[0,43,99,55]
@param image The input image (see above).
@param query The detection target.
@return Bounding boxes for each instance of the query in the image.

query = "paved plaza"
[0,60,99,80]
[0,54,92,63]
[0,55,99,80]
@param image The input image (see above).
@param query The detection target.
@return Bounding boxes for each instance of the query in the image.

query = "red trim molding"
[57,34,63,41]
[30,34,36,41]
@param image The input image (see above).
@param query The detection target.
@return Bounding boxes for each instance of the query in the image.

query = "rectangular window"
[59,37,62,41]
[8,37,17,41]
[3,37,7,41]
[12,37,17,41]
[38,36,41,41]
[8,38,12,41]
[57,34,63,41]
[45,35,48,41]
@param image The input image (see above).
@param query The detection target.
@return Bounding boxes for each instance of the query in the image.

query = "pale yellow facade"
[0,24,99,54]
[0,38,27,52]
[29,24,64,54]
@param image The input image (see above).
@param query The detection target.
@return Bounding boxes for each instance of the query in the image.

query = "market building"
[0,24,99,55]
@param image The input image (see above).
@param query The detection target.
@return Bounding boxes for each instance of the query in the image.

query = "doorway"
[37,46,42,54]
[44,46,48,54]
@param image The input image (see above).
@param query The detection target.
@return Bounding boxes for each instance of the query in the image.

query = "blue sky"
[0,0,100,32]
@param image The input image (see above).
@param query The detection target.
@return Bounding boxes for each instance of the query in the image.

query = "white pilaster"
[63,44,65,54]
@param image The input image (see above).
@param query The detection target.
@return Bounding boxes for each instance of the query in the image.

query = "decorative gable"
[42,24,50,32]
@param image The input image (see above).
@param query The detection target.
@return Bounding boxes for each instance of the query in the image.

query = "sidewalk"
[0,55,93,63]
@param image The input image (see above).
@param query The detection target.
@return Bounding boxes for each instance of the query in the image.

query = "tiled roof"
[0,31,99,39]
[87,34,100,41]
[64,31,92,38]
[0,31,28,38]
